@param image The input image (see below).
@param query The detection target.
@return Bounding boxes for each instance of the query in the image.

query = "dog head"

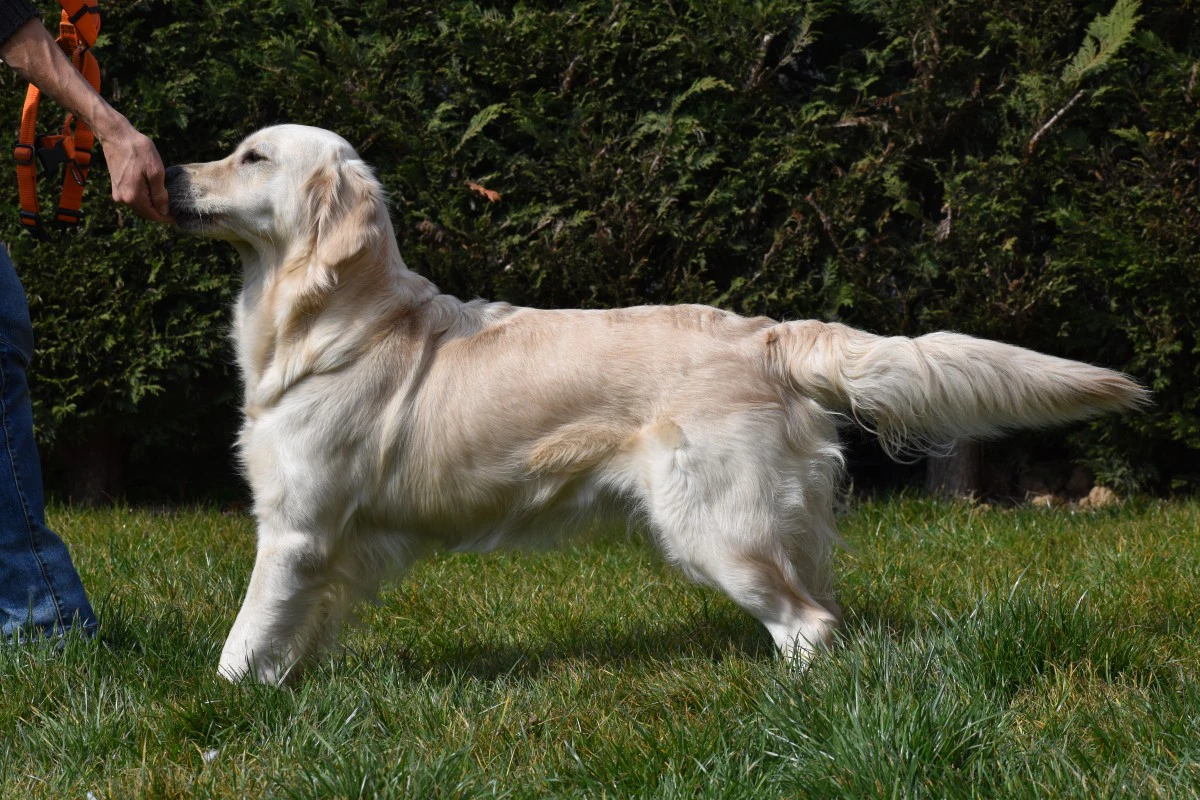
[167,125,387,274]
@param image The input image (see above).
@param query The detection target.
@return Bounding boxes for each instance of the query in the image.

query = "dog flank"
[165,125,1147,683]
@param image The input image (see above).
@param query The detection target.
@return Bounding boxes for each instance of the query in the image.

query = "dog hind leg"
[637,415,842,663]
[660,523,841,663]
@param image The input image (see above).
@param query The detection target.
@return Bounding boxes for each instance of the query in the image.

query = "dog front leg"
[219,527,331,684]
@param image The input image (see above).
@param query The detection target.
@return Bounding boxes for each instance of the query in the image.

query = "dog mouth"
[168,201,221,232]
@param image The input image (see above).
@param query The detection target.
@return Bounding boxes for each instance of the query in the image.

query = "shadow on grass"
[330,594,942,685]
[335,603,777,683]
[86,573,1181,702]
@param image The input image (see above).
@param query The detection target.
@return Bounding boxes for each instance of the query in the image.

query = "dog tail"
[766,320,1149,455]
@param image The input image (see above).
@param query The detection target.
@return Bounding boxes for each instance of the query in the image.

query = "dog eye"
[241,151,268,165]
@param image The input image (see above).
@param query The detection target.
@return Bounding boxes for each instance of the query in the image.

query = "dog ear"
[297,158,385,301]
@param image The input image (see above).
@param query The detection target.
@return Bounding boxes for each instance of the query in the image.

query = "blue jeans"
[0,244,96,638]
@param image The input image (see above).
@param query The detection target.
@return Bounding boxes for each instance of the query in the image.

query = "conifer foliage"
[1,0,1196,497]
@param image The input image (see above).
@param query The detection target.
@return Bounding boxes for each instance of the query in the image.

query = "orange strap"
[14,0,101,239]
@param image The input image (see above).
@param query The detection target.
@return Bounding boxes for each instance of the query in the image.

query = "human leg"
[0,246,96,639]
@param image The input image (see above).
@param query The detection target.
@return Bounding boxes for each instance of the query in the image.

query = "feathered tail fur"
[768,321,1149,454]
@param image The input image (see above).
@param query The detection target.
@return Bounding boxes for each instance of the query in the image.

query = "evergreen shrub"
[2,0,1196,497]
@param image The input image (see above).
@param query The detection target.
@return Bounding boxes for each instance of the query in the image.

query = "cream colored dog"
[166,125,1147,683]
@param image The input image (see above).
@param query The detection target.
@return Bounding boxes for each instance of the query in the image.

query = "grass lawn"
[2,497,1199,798]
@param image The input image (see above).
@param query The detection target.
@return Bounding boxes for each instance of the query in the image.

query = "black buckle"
[54,207,83,225]
[13,143,36,166]
[67,3,98,24]
[18,211,49,241]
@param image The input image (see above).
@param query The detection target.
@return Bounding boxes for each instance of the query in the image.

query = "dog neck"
[231,218,444,418]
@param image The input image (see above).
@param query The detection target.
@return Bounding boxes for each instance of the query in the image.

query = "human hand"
[95,115,172,223]
[0,21,172,223]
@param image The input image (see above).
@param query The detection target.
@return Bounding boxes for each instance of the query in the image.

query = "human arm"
[0,15,170,222]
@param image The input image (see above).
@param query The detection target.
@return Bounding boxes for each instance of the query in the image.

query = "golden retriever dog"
[166,125,1147,683]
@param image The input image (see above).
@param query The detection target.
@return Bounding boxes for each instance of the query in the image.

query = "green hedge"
[2,0,1197,498]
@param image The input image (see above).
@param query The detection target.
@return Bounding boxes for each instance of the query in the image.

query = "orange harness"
[13,0,101,239]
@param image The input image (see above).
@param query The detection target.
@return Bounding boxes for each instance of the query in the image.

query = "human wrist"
[86,105,131,144]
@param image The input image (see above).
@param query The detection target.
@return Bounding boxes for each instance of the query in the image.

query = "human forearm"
[0,17,170,221]
[0,18,124,140]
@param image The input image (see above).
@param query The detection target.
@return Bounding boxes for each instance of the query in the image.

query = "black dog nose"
[164,165,185,187]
